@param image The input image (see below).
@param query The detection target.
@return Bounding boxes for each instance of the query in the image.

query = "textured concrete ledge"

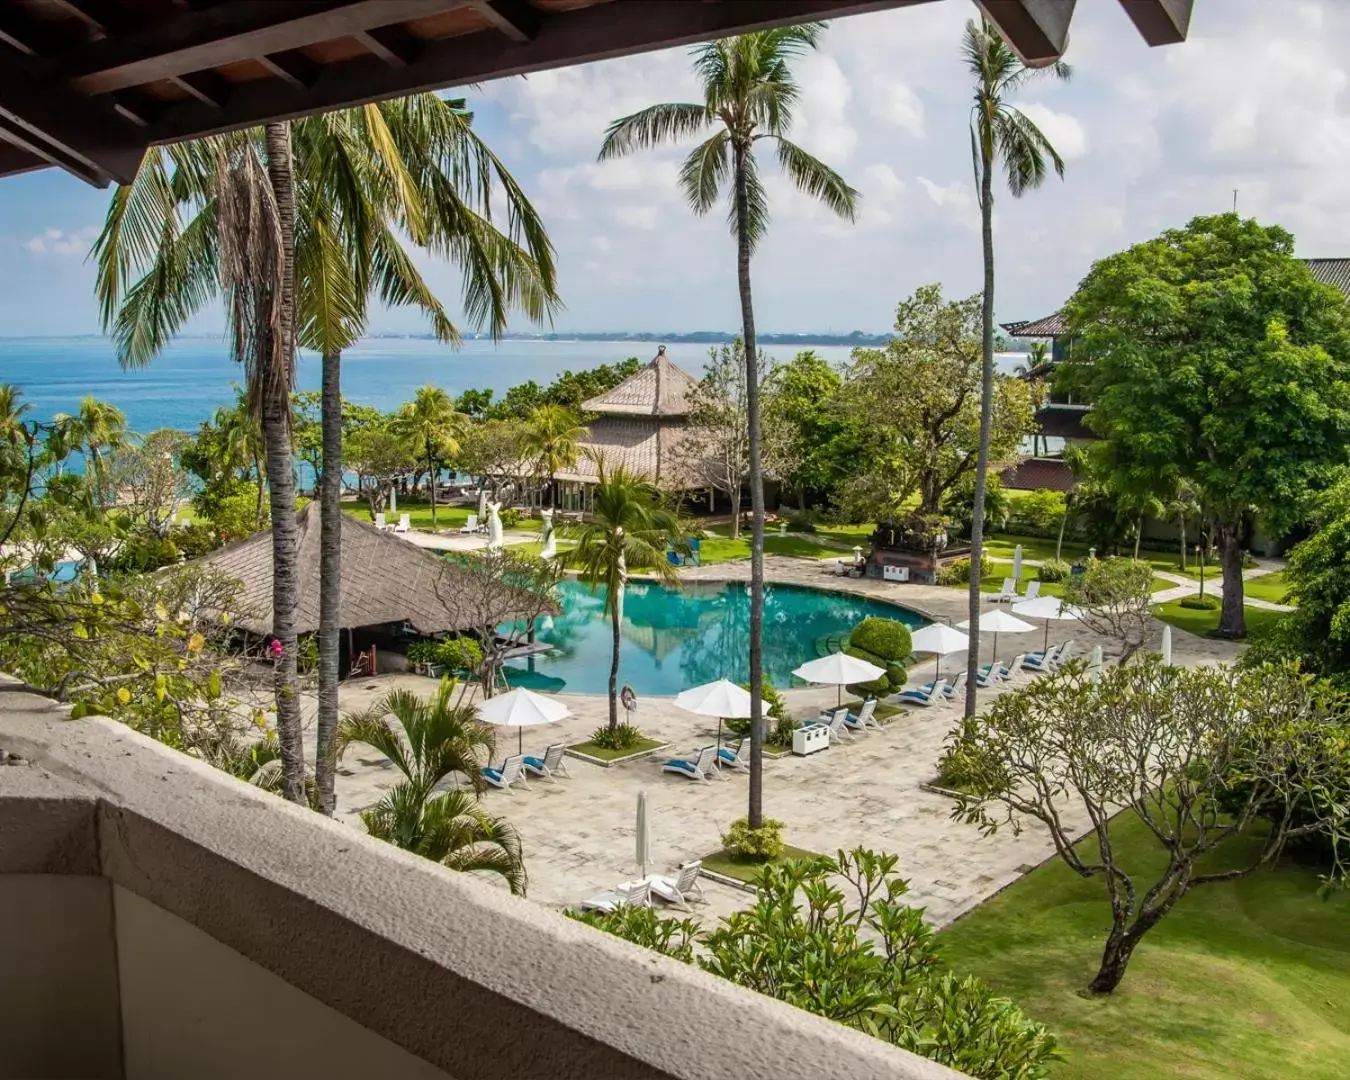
[0,689,964,1080]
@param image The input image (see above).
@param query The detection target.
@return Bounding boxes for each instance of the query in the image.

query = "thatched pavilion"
[196,503,540,675]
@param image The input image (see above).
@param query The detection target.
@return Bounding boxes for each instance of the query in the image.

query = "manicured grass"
[506,539,576,559]
[1243,571,1291,606]
[939,816,1350,1080]
[812,522,877,547]
[842,697,904,722]
[566,736,664,761]
[1151,598,1286,639]
[696,533,845,564]
[960,562,1173,599]
[343,500,476,530]
[702,844,825,884]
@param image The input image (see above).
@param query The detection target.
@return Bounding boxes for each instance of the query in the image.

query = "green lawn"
[1152,598,1286,639]
[1243,571,1291,605]
[567,735,665,761]
[342,499,474,530]
[812,522,876,547]
[702,844,825,884]
[963,561,1173,599]
[506,539,576,559]
[939,816,1350,1080]
[696,533,845,564]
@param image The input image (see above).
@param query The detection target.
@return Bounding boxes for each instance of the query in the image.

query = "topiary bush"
[845,617,912,696]
[1179,593,1220,610]
[721,816,786,861]
[1037,558,1071,583]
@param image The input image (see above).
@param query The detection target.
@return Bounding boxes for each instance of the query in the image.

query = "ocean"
[0,335,1028,432]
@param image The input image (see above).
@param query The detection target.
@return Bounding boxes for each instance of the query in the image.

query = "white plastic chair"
[804,706,851,744]
[717,739,750,773]
[942,670,969,699]
[1023,580,1042,600]
[481,754,528,793]
[845,698,881,733]
[896,678,948,707]
[393,513,410,534]
[661,745,718,783]
[580,878,651,913]
[992,578,1017,603]
[523,743,571,782]
[998,654,1028,680]
[460,514,479,534]
[374,512,387,530]
[648,862,707,907]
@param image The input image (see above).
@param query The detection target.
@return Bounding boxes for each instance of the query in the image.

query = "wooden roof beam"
[63,0,466,94]
[465,0,540,45]
[976,0,1075,65]
[1117,0,1192,45]
[256,50,321,89]
[354,25,425,69]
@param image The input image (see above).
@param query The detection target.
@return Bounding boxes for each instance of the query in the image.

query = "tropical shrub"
[296,634,319,675]
[936,554,991,586]
[1037,558,1070,583]
[727,678,788,740]
[435,637,484,673]
[721,816,786,861]
[203,482,268,541]
[1010,488,1066,533]
[174,523,220,559]
[1179,593,1220,610]
[782,507,816,532]
[499,507,522,529]
[571,849,1057,1079]
[589,722,645,751]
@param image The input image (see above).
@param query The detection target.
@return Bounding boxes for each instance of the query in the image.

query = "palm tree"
[962,18,1070,719]
[523,403,588,509]
[212,397,266,526]
[392,386,466,526]
[339,678,525,894]
[566,459,681,730]
[599,24,857,827]
[54,396,126,507]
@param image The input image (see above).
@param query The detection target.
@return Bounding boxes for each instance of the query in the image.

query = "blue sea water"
[0,336,864,432]
[501,579,926,697]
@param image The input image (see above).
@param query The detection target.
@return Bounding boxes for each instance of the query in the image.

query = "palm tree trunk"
[316,348,342,815]
[729,485,741,540]
[734,143,766,830]
[264,120,306,805]
[1055,497,1069,562]
[1134,513,1144,561]
[254,448,265,528]
[608,590,621,731]
[1178,515,1187,570]
[965,146,996,719]
[428,440,438,527]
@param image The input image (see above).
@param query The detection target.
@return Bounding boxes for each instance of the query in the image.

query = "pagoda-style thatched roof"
[1002,313,1068,339]
[195,503,542,637]
[581,347,699,417]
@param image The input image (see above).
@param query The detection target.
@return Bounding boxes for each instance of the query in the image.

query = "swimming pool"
[501,579,926,697]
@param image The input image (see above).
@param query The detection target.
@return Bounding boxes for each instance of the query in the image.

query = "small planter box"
[564,741,670,769]
[792,725,830,756]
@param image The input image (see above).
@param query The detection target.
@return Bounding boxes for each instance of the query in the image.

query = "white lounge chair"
[523,743,571,782]
[896,679,947,707]
[661,745,717,783]
[941,670,968,699]
[717,739,750,773]
[997,654,1027,680]
[374,512,387,530]
[991,578,1017,603]
[1023,643,1061,673]
[482,754,528,793]
[1053,639,1079,668]
[1023,580,1042,601]
[393,513,410,534]
[803,706,851,744]
[647,862,706,907]
[580,878,651,913]
[460,514,479,534]
[845,698,881,732]
[975,664,1002,688]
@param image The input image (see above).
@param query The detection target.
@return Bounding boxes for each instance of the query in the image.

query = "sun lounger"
[522,742,571,782]
[941,670,968,699]
[997,654,1027,680]
[393,513,410,534]
[647,862,706,907]
[1023,644,1061,673]
[481,754,528,793]
[991,578,1016,603]
[896,679,947,707]
[1054,639,1079,667]
[1023,580,1041,600]
[717,738,750,773]
[580,878,651,913]
[845,698,881,732]
[374,512,387,530]
[661,745,717,783]
[459,514,479,534]
[803,706,851,744]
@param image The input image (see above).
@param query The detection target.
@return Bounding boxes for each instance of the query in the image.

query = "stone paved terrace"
[323,555,1244,928]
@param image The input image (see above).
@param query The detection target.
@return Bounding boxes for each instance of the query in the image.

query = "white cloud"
[613,205,660,230]
[1016,103,1089,161]
[23,226,98,256]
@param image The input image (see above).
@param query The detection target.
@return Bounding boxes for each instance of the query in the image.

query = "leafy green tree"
[841,285,1037,523]
[1061,556,1154,664]
[573,849,1057,1079]
[343,414,416,516]
[521,403,588,509]
[391,386,467,526]
[1061,213,1350,638]
[459,418,529,504]
[339,678,525,894]
[565,460,681,730]
[949,660,1350,994]
[761,349,850,512]
[962,18,1070,718]
[600,23,858,828]
[544,358,642,411]
[679,341,753,538]
[52,396,126,507]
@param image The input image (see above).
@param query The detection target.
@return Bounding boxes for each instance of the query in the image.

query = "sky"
[1,0,1348,338]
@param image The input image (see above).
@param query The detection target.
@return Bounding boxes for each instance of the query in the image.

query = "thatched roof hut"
[195,503,541,637]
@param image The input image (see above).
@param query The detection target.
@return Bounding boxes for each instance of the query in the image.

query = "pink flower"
[269,639,283,659]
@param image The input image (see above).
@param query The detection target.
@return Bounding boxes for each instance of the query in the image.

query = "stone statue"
[486,501,503,552]
[539,507,556,560]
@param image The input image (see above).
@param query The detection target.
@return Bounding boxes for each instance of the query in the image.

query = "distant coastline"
[0,330,897,348]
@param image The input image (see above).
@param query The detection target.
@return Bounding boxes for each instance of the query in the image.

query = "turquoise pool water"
[501,580,925,697]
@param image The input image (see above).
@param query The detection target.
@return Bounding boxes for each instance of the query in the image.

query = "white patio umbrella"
[1160,624,1173,666]
[793,652,887,707]
[476,687,571,757]
[1012,595,1084,652]
[636,790,652,879]
[909,623,970,681]
[1089,644,1104,682]
[1012,543,1024,584]
[956,609,1036,666]
[674,679,753,756]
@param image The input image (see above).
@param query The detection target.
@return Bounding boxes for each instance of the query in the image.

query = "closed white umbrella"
[793,652,887,707]
[674,679,753,757]
[909,622,970,681]
[1089,644,1104,682]
[1012,543,1024,585]
[1012,595,1084,652]
[1160,624,1173,666]
[956,609,1036,665]
[477,687,571,756]
[636,790,652,879]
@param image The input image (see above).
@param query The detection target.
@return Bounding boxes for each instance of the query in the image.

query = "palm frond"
[995,106,1065,196]
[599,103,711,160]
[773,138,859,221]
[294,200,363,354]
[727,150,771,254]
[677,130,730,216]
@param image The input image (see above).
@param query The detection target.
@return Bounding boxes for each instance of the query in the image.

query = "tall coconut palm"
[962,19,1070,718]
[599,24,857,826]
[339,678,525,894]
[54,396,126,507]
[392,386,466,526]
[566,459,681,730]
[523,403,588,509]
